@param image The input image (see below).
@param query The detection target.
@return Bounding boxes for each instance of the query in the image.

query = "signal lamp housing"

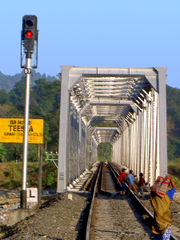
[21,15,38,68]
[21,15,38,52]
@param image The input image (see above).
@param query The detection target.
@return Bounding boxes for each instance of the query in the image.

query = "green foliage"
[2,178,12,188]
[0,75,61,159]
[0,143,7,161]
[167,85,180,160]
[2,144,23,162]
[168,137,180,160]
[30,78,61,150]
[0,89,8,104]
[98,143,112,161]
[8,77,26,112]
[0,161,57,189]
[0,162,22,189]
[168,158,180,187]
[171,176,180,187]
[0,104,16,117]
[28,145,39,162]
[46,172,56,187]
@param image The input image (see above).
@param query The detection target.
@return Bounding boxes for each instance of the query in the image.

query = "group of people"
[118,168,145,198]
[117,168,176,240]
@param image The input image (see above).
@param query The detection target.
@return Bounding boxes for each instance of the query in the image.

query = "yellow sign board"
[0,118,44,144]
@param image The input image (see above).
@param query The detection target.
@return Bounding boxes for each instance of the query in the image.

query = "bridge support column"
[57,66,71,192]
[156,68,167,177]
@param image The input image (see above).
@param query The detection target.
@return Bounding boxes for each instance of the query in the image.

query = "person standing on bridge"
[126,170,136,192]
[118,168,127,195]
[151,176,176,240]
[136,172,145,199]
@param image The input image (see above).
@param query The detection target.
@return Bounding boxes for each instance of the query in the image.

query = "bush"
[0,143,6,161]
[0,161,57,190]
[46,172,56,187]
[171,176,180,186]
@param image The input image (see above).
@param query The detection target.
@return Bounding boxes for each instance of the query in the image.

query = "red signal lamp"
[25,31,33,38]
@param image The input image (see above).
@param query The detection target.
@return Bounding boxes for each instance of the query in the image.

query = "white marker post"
[21,54,32,208]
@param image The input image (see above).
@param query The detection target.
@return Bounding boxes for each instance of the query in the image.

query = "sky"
[0,0,180,88]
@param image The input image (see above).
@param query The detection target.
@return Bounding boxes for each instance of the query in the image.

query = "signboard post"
[38,144,43,206]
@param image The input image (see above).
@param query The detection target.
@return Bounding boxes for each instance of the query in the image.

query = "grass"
[0,161,57,190]
[168,158,180,189]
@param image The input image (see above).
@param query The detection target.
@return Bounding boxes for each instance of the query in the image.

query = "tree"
[167,85,180,160]
[0,89,8,104]
[0,143,7,162]
[30,79,61,150]
[8,77,26,112]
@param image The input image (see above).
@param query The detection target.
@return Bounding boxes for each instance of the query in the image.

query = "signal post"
[20,15,38,208]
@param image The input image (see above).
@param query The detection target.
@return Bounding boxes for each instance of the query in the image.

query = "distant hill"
[167,85,180,160]
[0,71,57,92]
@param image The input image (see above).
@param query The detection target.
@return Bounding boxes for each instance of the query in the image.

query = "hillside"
[0,71,57,92]
[167,85,180,160]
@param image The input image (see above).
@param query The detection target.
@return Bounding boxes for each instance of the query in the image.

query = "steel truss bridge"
[57,66,167,192]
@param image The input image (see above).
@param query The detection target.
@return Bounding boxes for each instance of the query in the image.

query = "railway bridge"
[57,66,167,192]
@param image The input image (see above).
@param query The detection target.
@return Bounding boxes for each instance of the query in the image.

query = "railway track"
[1,162,179,239]
[86,162,178,240]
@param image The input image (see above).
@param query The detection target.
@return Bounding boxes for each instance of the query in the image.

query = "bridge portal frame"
[57,66,167,192]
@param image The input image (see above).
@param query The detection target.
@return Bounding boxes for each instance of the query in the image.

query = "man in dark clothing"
[136,172,145,199]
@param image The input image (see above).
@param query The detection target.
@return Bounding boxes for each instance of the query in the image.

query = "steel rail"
[85,163,102,240]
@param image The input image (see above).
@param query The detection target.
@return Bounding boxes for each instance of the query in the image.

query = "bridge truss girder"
[57,66,167,192]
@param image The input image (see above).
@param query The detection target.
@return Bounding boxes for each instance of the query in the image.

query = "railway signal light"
[25,31,33,38]
[21,15,38,68]
[22,15,38,52]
